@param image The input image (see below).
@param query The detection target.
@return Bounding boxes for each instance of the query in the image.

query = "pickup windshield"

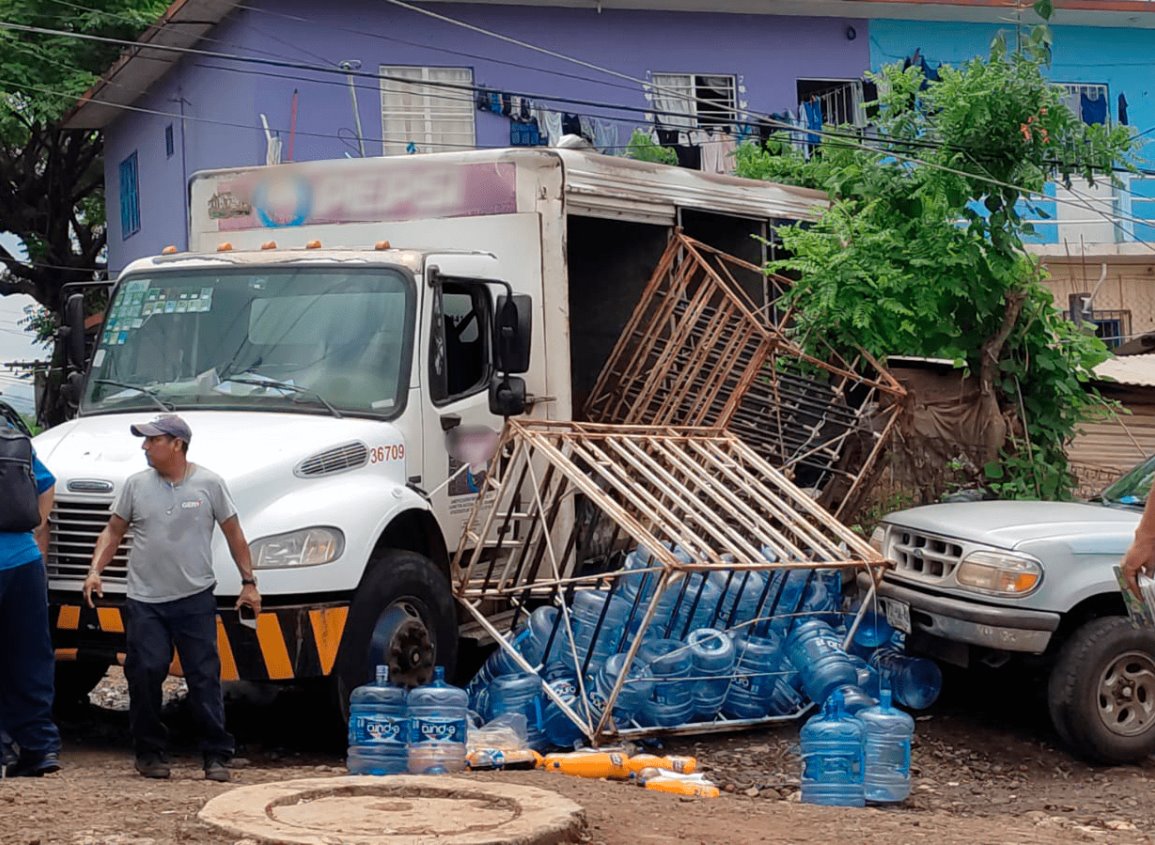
[1101,455,1155,509]
[82,266,414,418]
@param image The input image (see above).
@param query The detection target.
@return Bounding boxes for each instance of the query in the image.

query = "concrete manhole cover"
[198,775,586,845]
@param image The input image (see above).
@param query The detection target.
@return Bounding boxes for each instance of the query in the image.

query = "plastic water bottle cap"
[433,666,445,681]
[828,687,845,714]
[375,665,389,685]
[880,688,893,709]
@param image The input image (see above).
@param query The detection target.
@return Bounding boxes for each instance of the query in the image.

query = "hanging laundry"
[532,109,563,146]
[562,113,582,137]
[1080,88,1107,126]
[592,119,619,154]
[802,98,823,149]
[1119,92,1130,126]
[579,116,597,143]
[699,128,735,174]
[510,119,543,147]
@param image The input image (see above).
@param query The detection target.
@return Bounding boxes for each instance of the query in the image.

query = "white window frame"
[649,72,737,129]
[797,79,866,128]
[380,66,476,156]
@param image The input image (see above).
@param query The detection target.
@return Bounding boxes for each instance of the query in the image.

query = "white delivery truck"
[38,148,826,707]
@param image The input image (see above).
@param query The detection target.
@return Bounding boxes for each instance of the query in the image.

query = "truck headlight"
[251,527,344,568]
[955,550,1042,596]
[869,526,887,555]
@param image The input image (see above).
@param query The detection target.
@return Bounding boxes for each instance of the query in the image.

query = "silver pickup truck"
[865,457,1155,764]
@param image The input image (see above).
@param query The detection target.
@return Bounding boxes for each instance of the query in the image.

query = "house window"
[380,66,475,156]
[429,280,492,404]
[165,124,174,158]
[1069,294,1131,348]
[797,79,867,128]
[649,73,737,129]
[119,152,140,239]
[1060,83,1110,126]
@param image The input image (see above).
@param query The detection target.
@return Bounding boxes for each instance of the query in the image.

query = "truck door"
[420,266,507,555]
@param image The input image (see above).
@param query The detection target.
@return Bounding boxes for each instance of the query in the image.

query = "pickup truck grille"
[47,498,132,585]
[890,529,963,581]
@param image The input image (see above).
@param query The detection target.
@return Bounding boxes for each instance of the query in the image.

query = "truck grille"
[48,498,132,585]
[890,529,963,581]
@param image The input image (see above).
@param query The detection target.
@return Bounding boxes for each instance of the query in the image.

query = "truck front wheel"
[334,549,458,716]
[1048,615,1155,764]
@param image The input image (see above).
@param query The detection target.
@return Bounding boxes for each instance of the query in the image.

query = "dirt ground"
[4,667,1155,845]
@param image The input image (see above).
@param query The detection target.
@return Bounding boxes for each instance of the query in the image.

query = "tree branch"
[979,290,1028,398]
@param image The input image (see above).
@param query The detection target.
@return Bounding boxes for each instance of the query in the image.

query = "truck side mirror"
[61,293,86,370]
[494,294,532,375]
[489,375,527,417]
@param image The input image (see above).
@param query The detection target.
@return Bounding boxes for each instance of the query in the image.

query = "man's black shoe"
[134,753,171,779]
[5,751,61,778]
[203,756,230,783]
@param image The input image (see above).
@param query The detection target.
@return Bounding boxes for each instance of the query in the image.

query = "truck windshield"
[1101,455,1155,509]
[82,266,414,418]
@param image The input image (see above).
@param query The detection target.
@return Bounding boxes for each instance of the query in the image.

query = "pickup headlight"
[251,527,345,568]
[955,550,1042,596]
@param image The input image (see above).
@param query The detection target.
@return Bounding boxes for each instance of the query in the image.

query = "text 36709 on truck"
[866,458,1155,764]
[38,148,827,713]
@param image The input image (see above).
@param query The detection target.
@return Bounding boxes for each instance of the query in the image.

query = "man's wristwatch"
[241,577,258,587]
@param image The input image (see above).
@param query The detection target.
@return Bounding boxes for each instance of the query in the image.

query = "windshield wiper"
[92,379,174,412]
[225,377,343,419]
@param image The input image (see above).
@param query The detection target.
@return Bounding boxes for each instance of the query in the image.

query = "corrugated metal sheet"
[558,150,828,224]
[1093,354,1155,388]
[1070,405,1155,496]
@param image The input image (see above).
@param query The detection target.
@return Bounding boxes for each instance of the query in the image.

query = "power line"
[2,17,1153,251]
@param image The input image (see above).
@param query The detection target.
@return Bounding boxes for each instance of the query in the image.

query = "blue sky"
[0,234,45,414]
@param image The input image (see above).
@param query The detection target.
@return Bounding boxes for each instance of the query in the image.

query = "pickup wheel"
[334,549,458,717]
[1048,616,1155,764]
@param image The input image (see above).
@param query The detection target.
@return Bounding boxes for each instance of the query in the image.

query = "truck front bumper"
[858,572,1060,654]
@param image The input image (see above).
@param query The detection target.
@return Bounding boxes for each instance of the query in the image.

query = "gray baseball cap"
[130,414,192,443]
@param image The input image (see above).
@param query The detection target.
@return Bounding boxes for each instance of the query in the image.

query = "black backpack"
[0,427,41,533]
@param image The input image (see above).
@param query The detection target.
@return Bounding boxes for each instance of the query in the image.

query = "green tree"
[0,1,166,307]
[737,5,1135,499]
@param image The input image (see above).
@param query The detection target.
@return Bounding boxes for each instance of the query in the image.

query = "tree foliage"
[0,0,166,308]
[736,14,1135,499]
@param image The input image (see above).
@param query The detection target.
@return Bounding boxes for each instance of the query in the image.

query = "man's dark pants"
[0,558,61,757]
[124,587,234,761]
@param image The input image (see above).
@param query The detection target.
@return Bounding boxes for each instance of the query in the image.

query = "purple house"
[65,0,883,272]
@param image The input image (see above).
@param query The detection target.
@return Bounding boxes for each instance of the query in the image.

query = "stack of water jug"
[347,665,470,776]
[455,543,943,752]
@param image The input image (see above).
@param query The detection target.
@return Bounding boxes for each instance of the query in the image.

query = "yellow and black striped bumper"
[51,602,349,682]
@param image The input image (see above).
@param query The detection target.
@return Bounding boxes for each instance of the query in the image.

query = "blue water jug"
[637,638,695,726]
[571,590,631,673]
[857,688,914,803]
[465,638,523,713]
[588,652,655,727]
[850,609,897,660]
[786,619,857,705]
[766,565,811,635]
[407,666,468,774]
[832,683,877,715]
[485,672,548,751]
[686,628,736,720]
[721,630,783,719]
[667,575,724,639]
[347,665,408,775]
[540,670,586,749]
[520,605,572,668]
[870,649,943,710]
[709,569,769,630]
[766,677,804,716]
[798,570,842,626]
[800,689,865,807]
[847,655,881,698]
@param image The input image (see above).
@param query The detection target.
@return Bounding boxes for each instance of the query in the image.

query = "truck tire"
[1048,616,1155,764]
[334,549,458,716]
[54,660,109,711]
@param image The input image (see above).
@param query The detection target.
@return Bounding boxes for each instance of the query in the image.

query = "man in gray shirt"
[83,414,260,782]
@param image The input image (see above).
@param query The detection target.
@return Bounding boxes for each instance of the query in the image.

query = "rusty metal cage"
[584,232,906,520]
[452,420,889,745]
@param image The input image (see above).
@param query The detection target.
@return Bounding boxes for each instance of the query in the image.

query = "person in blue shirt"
[0,441,62,777]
